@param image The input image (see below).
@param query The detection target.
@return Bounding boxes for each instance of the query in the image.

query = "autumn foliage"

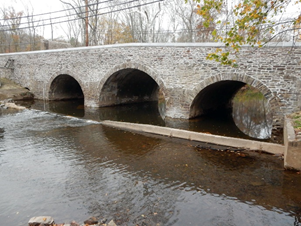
[191,0,301,66]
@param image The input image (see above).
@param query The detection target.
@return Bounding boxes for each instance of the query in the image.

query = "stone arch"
[188,73,282,140]
[47,70,85,101]
[98,62,166,107]
[189,73,280,116]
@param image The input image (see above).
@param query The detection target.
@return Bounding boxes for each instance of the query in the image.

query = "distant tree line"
[0,0,299,54]
[0,0,219,53]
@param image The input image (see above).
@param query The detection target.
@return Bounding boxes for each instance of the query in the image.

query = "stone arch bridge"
[1,43,301,139]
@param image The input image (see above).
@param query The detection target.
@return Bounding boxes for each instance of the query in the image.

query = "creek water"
[19,99,268,141]
[0,100,301,226]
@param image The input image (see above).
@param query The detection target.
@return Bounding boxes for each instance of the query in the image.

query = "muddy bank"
[0,77,32,114]
[0,78,33,101]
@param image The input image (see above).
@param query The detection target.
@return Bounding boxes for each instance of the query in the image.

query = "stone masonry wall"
[0,68,13,80]
[0,43,300,132]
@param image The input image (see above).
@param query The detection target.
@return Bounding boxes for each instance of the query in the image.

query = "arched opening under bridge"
[100,68,161,106]
[189,80,273,140]
[99,68,165,123]
[49,74,84,101]
[47,74,85,117]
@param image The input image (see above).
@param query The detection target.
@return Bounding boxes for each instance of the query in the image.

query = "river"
[0,101,300,226]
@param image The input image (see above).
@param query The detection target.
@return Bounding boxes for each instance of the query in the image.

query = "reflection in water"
[20,100,165,126]
[0,127,4,139]
[0,109,301,226]
[97,102,165,126]
[232,86,273,139]
[41,99,85,117]
[188,113,252,139]
[18,99,266,141]
[17,85,274,142]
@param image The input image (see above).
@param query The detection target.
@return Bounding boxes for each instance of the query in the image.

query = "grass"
[233,85,265,103]
[290,112,301,132]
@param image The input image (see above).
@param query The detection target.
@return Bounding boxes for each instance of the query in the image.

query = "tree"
[0,19,9,53]
[23,3,44,51]
[191,0,301,66]
[175,0,199,42]
[60,2,83,47]
[120,0,164,43]
[97,16,135,44]
[2,7,23,52]
[164,0,216,42]
[60,0,89,45]
[0,4,45,53]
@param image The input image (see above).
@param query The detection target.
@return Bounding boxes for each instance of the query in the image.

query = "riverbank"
[0,78,33,101]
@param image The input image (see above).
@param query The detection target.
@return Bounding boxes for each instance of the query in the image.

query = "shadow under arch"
[188,74,281,140]
[47,73,85,117]
[190,80,246,118]
[98,62,166,108]
[48,73,84,101]
[189,74,279,118]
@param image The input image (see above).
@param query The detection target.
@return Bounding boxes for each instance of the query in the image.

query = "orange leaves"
[241,4,252,15]
[190,0,301,66]
[196,0,223,27]
[295,15,301,25]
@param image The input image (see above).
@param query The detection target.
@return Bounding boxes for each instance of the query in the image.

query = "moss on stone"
[289,112,301,133]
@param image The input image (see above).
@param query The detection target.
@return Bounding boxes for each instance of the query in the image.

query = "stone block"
[107,219,117,226]
[28,216,54,226]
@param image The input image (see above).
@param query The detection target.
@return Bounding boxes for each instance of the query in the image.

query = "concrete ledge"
[284,117,301,170]
[101,120,284,155]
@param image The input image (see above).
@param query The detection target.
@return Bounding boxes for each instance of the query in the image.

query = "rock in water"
[83,216,98,225]
[107,220,117,226]
[4,102,26,110]
[70,221,80,226]
[28,216,55,226]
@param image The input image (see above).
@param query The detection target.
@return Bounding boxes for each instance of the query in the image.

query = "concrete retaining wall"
[101,120,284,155]
[284,116,301,170]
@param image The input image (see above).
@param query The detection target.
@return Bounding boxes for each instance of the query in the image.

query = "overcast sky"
[0,0,63,13]
[1,0,301,40]
[0,0,68,39]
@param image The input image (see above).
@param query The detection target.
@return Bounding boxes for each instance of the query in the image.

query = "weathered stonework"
[0,68,13,80]
[0,43,300,137]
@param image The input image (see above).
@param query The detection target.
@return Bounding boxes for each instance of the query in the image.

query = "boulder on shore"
[0,102,26,110]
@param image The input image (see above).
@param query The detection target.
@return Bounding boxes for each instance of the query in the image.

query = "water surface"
[18,100,265,141]
[0,108,301,226]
